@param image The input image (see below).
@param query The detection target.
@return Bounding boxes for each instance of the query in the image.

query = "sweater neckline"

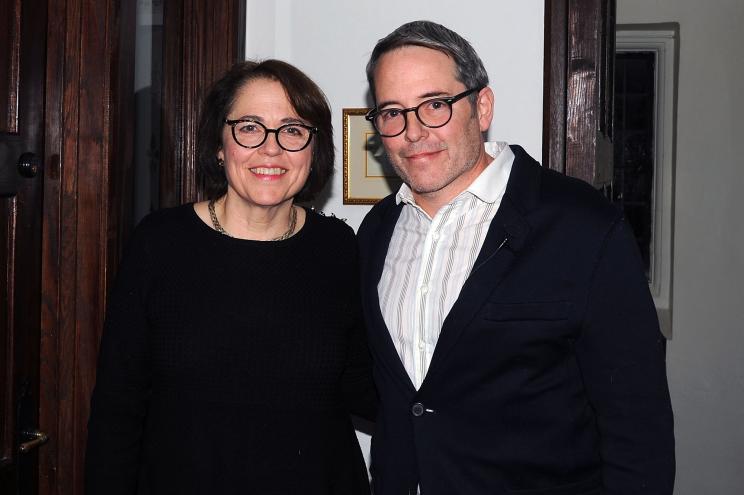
[187,202,312,245]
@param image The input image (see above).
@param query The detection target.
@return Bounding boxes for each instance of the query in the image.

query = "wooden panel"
[543,0,615,187]
[38,0,65,487]
[0,198,17,466]
[0,0,20,133]
[543,0,567,173]
[1,0,47,490]
[161,0,245,206]
[39,0,136,493]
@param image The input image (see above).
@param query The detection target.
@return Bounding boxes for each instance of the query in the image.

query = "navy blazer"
[357,146,675,495]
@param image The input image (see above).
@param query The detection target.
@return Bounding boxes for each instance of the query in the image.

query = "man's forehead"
[373,46,461,102]
[375,45,456,73]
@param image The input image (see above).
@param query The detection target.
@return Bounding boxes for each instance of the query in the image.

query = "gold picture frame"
[342,108,402,204]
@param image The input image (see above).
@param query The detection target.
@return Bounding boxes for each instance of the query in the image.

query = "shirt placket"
[412,204,453,388]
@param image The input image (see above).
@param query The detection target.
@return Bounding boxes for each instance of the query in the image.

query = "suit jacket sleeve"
[575,216,675,494]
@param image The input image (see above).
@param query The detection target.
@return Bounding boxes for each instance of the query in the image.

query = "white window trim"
[616,25,678,338]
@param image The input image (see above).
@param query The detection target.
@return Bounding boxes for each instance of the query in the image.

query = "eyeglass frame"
[224,119,318,152]
[364,86,483,138]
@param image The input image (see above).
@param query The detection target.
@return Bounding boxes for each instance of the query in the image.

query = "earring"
[217,158,224,167]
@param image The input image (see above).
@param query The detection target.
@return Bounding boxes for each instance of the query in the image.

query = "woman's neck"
[214,194,297,241]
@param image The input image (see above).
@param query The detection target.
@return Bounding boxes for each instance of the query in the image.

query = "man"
[357,20,675,495]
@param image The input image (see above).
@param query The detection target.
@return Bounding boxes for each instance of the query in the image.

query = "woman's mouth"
[249,167,287,176]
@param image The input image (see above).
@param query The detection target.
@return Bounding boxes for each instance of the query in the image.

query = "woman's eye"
[238,123,259,133]
[282,126,303,136]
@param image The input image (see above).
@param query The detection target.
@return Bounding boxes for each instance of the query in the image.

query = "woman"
[86,60,376,494]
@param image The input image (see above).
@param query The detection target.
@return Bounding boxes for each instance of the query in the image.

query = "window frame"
[616,24,679,338]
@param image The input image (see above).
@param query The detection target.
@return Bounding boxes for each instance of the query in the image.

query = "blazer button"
[411,402,425,417]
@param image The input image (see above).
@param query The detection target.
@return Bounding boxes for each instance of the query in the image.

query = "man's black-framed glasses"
[365,87,482,138]
[224,119,317,152]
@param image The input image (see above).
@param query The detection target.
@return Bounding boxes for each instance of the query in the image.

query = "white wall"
[244,0,544,230]
[617,1,744,493]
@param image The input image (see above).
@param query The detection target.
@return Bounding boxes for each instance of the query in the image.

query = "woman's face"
[217,78,313,209]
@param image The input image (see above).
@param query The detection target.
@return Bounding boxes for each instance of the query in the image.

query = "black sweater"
[86,204,376,495]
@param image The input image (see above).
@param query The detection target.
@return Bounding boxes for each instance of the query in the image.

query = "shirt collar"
[395,141,514,206]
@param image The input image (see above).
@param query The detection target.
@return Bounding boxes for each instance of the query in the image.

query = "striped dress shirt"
[378,142,514,389]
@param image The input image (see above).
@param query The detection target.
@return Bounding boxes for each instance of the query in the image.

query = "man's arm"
[575,217,675,494]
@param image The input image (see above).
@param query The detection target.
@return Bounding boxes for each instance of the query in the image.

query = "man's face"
[373,45,493,213]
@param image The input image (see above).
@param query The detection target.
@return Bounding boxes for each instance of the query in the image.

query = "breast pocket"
[484,301,572,322]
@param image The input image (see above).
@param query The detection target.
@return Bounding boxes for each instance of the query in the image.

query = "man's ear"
[476,87,494,132]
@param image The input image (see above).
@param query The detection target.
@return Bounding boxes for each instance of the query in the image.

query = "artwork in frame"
[342,108,402,204]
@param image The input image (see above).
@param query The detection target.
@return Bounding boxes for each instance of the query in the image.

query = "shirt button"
[420,286,428,294]
[432,232,440,240]
[418,341,425,350]
[411,402,425,417]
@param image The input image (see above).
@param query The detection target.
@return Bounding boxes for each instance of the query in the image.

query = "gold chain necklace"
[208,199,297,241]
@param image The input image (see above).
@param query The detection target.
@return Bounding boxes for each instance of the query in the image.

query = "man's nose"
[403,112,427,143]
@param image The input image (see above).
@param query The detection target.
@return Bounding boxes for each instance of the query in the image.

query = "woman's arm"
[85,221,155,495]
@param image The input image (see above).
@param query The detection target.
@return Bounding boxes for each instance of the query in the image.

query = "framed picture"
[342,108,402,204]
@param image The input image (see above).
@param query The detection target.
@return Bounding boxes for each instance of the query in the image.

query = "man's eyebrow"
[377,91,450,109]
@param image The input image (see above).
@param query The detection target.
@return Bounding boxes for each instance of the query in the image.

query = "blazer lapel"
[421,146,539,386]
[422,199,529,384]
[361,201,417,393]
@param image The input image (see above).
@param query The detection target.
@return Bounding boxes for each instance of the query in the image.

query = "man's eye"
[427,100,446,111]
[380,109,401,120]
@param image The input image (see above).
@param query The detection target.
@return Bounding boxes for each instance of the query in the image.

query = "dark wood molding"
[0,197,17,466]
[543,0,568,173]
[161,0,246,207]
[0,0,21,134]
[543,0,615,186]
[0,1,46,491]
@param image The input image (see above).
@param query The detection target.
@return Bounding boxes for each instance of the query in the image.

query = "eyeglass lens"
[231,121,313,151]
[375,100,452,137]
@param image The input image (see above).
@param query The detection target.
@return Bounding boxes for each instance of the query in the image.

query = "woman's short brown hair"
[197,60,334,202]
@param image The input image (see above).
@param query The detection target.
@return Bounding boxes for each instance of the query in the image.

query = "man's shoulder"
[508,145,620,226]
[358,194,398,237]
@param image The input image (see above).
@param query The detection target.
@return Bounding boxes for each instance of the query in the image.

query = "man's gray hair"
[366,20,489,105]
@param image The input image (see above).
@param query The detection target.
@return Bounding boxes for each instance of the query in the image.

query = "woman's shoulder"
[129,203,203,248]
[303,207,355,239]
[136,203,199,229]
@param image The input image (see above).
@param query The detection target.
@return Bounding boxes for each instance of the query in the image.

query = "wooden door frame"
[0,0,47,491]
[543,0,616,186]
[160,0,245,206]
[38,1,244,493]
[38,0,136,492]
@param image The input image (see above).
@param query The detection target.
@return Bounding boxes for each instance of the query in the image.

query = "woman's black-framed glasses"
[365,87,482,138]
[224,119,317,152]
